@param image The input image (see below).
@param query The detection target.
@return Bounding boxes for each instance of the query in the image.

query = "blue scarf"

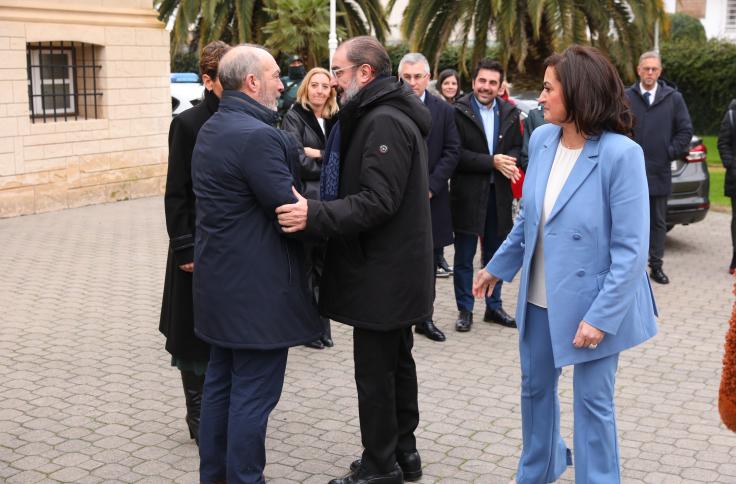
[320,120,341,201]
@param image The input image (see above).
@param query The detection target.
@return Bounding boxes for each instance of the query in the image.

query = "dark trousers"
[353,326,419,474]
[454,185,504,312]
[199,345,288,484]
[305,243,331,338]
[731,197,736,263]
[648,195,668,270]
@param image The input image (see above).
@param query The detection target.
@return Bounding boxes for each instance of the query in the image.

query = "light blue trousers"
[517,304,620,484]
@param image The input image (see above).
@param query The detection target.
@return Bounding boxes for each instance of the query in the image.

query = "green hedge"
[661,39,736,134]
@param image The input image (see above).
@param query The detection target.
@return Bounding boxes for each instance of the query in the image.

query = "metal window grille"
[728,0,736,30]
[26,41,102,123]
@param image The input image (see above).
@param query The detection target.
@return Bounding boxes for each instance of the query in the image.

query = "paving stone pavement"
[2,196,736,483]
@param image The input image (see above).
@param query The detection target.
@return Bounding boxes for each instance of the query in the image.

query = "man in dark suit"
[192,45,323,483]
[625,51,693,284]
[398,52,460,342]
[451,59,523,332]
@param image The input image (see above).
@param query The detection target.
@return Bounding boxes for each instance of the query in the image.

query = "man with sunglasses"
[625,51,693,285]
[276,36,433,484]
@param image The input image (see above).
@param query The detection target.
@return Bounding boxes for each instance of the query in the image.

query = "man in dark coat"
[717,98,736,273]
[625,51,693,285]
[192,45,322,484]
[159,40,229,445]
[451,59,523,332]
[276,36,433,484]
[519,105,546,172]
[398,52,460,342]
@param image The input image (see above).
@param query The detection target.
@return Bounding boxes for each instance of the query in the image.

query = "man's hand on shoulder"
[276,186,308,233]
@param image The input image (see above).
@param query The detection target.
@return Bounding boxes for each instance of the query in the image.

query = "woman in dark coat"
[437,69,461,103]
[159,41,229,444]
[281,67,338,349]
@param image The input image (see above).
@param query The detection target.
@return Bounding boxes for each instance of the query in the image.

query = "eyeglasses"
[640,67,661,73]
[401,73,428,82]
[331,64,358,78]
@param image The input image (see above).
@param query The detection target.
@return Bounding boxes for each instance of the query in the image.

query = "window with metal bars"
[728,0,736,31]
[26,41,103,123]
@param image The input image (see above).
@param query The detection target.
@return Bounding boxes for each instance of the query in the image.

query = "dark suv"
[666,136,709,231]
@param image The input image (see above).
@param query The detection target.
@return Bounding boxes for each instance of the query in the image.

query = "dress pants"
[648,195,668,270]
[518,304,620,484]
[454,184,505,312]
[199,345,288,484]
[353,326,419,474]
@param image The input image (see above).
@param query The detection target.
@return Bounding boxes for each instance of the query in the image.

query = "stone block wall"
[0,1,171,217]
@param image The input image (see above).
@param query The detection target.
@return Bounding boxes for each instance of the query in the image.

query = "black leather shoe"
[438,256,453,275]
[455,310,473,332]
[484,307,517,328]
[650,267,670,284]
[415,321,446,342]
[304,339,325,349]
[321,336,334,347]
[329,462,403,484]
[350,451,422,482]
[435,266,451,278]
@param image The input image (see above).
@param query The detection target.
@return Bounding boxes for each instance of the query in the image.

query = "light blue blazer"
[487,123,658,367]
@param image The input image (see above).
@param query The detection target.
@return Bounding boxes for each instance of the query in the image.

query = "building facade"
[665,0,736,40]
[0,0,170,218]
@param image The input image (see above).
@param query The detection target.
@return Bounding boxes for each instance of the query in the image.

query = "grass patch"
[702,135,722,167]
[709,165,730,208]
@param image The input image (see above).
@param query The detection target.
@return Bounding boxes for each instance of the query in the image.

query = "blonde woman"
[282,67,338,349]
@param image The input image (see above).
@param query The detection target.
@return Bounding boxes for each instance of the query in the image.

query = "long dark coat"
[717,99,736,197]
[625,81,693,196]
[191,90,322,350]
[424,92,460,249]
[305,78,434,330]
[281,103,336,200]
[159,89,218,362]
[450,93,523,236]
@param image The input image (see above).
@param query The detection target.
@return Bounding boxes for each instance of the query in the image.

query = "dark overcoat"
[191,90,322,349]
[281,103,336,200]
[450,93,523,236]
[305,78,434,330]
[625,81,693,196]
[159,89,218,362]
[717,99,736,197]
[424,92,460,248]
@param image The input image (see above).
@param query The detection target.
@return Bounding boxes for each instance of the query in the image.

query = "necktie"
[643,91,651,105]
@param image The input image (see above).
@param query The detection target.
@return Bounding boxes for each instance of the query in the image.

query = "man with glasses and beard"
[192,44,322,484]
[276,36,433,484]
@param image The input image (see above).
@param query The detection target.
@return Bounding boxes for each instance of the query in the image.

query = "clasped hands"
[472,268,604,349]
[275,187,309,233]
[493,154,521,183]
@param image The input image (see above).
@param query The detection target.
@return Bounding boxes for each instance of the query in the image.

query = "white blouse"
[527,142,583,308]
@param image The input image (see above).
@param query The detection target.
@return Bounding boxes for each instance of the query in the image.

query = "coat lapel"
[545,134,601,224]
[534,127,559,221]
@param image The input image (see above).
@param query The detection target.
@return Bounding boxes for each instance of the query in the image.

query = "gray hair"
[638,50,661,65]
[398,53,430,75]
[342,36,392,78]
[218,43,269,91]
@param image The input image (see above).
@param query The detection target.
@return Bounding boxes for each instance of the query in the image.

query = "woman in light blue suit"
[474,46,658,483]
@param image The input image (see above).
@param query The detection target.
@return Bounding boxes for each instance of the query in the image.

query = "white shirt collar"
[419,91,426,103]
[640,82,657,100]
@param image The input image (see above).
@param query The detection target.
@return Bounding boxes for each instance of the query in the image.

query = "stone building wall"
[0,1,170,217]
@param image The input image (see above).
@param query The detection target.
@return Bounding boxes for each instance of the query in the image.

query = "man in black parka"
[718,98,736,273]
[276,36,433,484]
[451,59,523,333]
[625,50,693,285]
[192,45,322,484]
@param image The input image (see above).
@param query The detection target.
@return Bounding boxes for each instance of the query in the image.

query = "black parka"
[281,103,336,200]
[718,99,736,198]
[450,93,523,236]
[305,77,434,330]
[191,91,322,349]
[159,89,218,362]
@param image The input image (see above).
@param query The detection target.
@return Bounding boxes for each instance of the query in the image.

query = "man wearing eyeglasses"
[397,53,460,343]
[276,36,433,484]
[625,51,693,285]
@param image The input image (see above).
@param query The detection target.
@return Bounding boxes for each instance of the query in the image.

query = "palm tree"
[156,0,389,63]
[390,0,665,82]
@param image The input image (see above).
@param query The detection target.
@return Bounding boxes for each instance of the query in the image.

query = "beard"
[255,75,279,111]
[340,76,361,104]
